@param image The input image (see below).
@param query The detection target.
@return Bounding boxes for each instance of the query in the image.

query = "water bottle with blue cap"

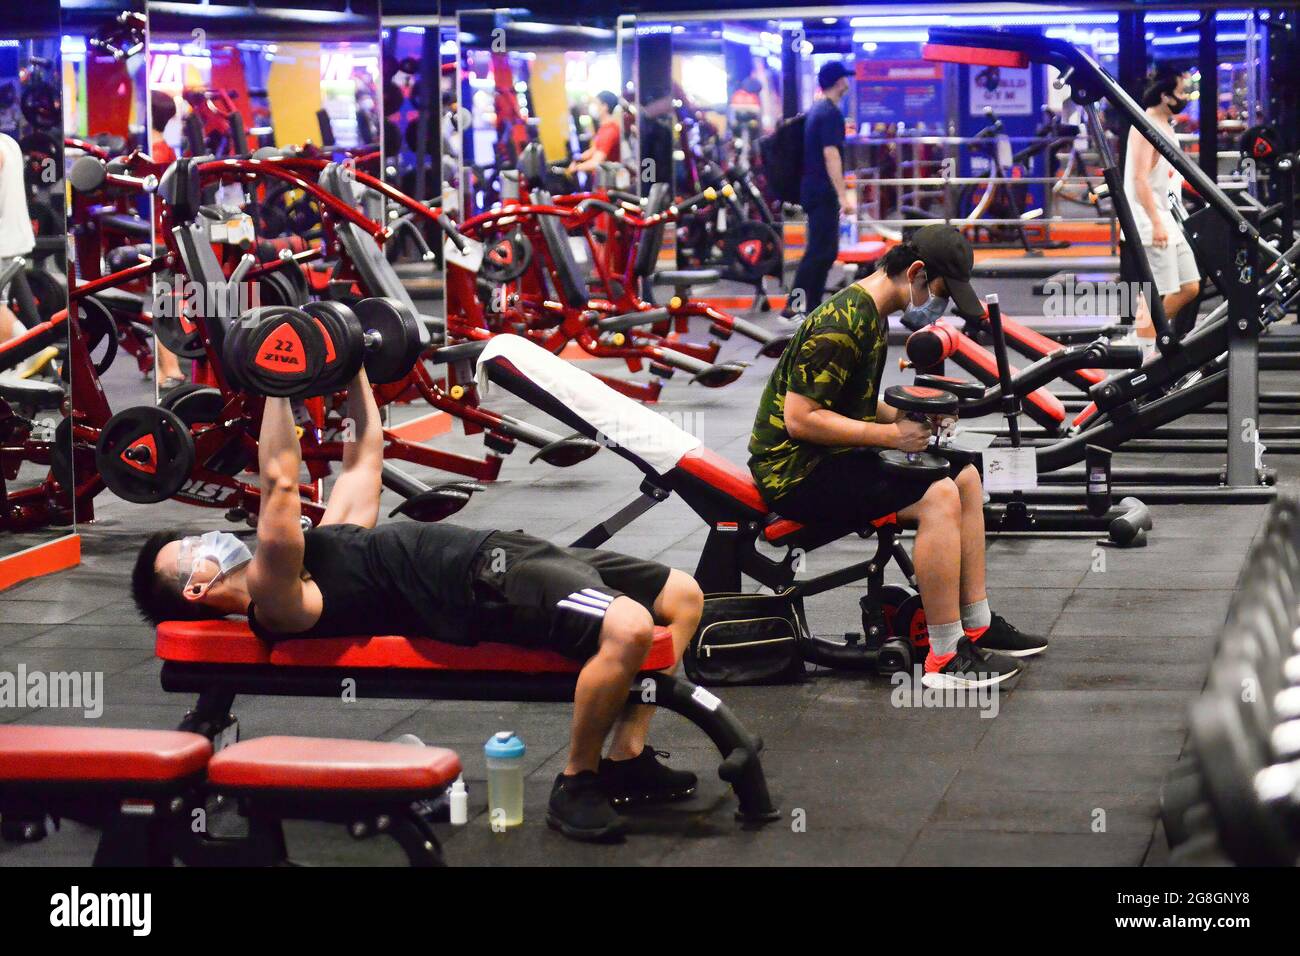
[484,731,525,827]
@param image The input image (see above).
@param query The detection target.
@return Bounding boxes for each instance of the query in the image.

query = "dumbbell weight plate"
[878,448,950,480]
[301,300,364,395]
[224,306,326,397]
[883,383,959,416]
[351,297,423,384]
[95,405,195,504]
[1189,694,1296,866]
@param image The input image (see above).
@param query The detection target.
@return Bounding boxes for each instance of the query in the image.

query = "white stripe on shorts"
[556,599,607,619]
[567,590,614,610]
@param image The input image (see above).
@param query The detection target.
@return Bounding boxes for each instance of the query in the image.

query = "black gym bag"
[684,590,807,686]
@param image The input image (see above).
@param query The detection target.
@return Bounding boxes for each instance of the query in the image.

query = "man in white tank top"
[1123,71,1201,343]
[0,132,40,378]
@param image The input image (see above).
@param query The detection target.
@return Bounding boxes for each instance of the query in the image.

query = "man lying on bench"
[130,365,705,844]
[749,225,1047,688]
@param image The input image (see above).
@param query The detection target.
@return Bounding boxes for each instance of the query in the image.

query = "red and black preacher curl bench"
[0,725,460,866]
[475,334,929,675]
[155,620,778,825]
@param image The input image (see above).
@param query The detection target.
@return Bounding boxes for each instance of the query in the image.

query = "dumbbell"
[224,298,423,398]
[878,384,957,479]
[303,298,424,394]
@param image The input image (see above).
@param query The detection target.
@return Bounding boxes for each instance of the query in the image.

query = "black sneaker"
[972,613,1049,658]
[599,747,698,806]
[922,637,1022,690]
[547,771,625,843]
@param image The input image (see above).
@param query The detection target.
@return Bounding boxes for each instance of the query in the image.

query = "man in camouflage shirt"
[749,225,1046,688]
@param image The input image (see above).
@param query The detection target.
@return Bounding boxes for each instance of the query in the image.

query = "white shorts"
[1145,241,1199,297]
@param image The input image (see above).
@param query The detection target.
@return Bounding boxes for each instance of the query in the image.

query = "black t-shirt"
[801,97,846,195]
[247,522,495,643]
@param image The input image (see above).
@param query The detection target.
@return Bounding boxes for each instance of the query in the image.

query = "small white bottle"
[449,777,468,826]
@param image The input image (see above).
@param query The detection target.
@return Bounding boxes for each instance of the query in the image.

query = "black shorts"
[469,531,672,661]
[769,448,968,528]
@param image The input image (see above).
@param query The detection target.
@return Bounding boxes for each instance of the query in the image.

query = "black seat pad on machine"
[633,181,673,279]
[318,163,436,346]
[531,189,591,309]
[653,268,722,287]
[0,376,64,409]
[92,286,145,315]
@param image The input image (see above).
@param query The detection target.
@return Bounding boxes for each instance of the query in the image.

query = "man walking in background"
[784,61,851,322]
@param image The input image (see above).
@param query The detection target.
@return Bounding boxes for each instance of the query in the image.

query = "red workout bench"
[155,620,778,825]
[0,725,460,866]
[837,240,889,281]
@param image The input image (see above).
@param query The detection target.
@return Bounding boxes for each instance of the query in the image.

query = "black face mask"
[1166,94,1189,114]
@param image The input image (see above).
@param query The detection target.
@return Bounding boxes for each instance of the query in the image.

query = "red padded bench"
[155,621,777,825]
[837,240,889,281]
[0,725,459,866]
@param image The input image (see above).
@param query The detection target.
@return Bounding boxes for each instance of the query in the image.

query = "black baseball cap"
[911,224,982,319]
[817,62,852,90]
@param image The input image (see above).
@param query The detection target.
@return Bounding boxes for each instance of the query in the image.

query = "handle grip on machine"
[573,197,625,219]
[68,155,158,195]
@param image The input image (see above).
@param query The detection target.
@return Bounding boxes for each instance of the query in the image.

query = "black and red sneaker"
[969,613,1048,658]
[922,637,1022,689]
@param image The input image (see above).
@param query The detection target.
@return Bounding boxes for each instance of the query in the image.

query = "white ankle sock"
[961,598,991,632]
[928,620,964,658]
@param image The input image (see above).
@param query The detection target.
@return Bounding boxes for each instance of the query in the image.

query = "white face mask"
[177,531,252,598]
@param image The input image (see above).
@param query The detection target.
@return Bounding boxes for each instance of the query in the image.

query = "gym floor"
[0,273,1284,866]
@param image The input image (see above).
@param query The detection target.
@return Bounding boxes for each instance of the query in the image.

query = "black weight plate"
[352,297,422,384]
[254,270,302,308]
[723,220,782,283]
[20,83,61,130]
[95,405,195,504]
[153,275,207,360]
[302,300,363,394]
[480,231,532,284]
[22,268,64,323]
[878,448,949,480]
[160,384,250,476]
[72,296,118,378]
[225,306,326,397]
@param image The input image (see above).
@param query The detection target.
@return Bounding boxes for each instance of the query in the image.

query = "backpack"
[757,113,805,205]
[683,590,808,686]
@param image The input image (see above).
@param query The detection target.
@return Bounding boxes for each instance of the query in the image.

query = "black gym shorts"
[768,448,969,528]
[468,530,672,661]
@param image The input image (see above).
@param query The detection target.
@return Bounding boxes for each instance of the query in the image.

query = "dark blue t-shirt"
[801,97,846,197]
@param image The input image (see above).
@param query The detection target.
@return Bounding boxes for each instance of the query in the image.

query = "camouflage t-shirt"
[748,284,888,502]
